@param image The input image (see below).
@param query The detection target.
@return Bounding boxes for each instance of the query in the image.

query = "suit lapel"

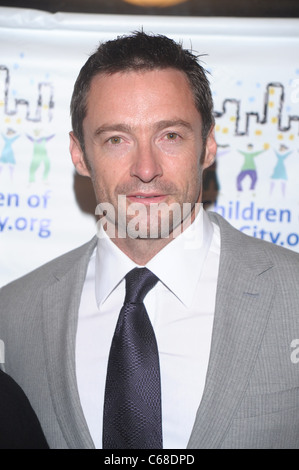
[42,238,97,449]
[188,213,275,449]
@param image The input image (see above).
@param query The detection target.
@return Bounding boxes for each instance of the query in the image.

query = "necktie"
[103,267,163,449]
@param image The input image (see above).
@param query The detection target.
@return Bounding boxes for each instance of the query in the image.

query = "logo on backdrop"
[0,63,55,184]
[208,78,299,251]
[0,58,55,239]
[214,81,298,195]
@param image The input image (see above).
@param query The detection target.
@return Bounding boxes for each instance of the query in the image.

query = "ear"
[202,126,217,170]
[69,131,91,177]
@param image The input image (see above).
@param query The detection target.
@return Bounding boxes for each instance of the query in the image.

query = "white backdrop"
[0,7,298,286]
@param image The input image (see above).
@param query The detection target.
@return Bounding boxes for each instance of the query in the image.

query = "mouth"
[126,193,168,204]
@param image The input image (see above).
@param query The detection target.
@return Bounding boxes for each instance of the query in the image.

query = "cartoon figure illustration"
[270,144,292,197]
[27,130,55,183]
[0,128,20,181]
[236,143,266,192]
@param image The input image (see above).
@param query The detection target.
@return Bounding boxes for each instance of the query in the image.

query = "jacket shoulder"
[208,211,299,269]
[0,237,97,296]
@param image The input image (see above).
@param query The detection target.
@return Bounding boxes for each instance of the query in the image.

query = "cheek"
[178,153,202,201]
[170,149,201,184]
[90,161,125,201]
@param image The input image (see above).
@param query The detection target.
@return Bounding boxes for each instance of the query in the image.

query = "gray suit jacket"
[1,212,299,449]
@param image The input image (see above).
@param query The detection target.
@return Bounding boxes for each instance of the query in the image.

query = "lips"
[127,193,167,204]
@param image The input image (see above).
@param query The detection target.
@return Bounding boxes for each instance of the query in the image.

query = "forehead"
[89,67,193,91]
[85,68,200,126]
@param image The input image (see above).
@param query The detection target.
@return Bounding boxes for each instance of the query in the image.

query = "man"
[1,31,299,449]
[0,370,48,449]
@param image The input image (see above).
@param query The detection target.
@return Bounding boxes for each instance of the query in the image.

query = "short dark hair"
[70,31,214,153]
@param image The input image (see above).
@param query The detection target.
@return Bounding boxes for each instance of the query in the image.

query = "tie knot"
[125,268,159,304]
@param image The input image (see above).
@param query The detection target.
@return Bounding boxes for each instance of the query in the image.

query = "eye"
[165,132,179,141]
[108,136,122,145]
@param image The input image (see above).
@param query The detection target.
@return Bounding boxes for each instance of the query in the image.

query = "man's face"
[70,68,216,238]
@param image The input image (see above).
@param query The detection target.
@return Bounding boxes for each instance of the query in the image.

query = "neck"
[107,203,200,265]
[111,235,175,266]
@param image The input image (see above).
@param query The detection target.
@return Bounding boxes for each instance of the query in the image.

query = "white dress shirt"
[75,207,221,449]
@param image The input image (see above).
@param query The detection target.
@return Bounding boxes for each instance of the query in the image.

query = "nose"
[130,141,163,183]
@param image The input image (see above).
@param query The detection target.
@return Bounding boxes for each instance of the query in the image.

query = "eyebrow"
[94,119,193,137]
[154,120,193,133]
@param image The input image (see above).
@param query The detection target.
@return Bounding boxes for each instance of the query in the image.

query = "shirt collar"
[95,205,214,308]
[146,206,214,307]
[96,225,136,308]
